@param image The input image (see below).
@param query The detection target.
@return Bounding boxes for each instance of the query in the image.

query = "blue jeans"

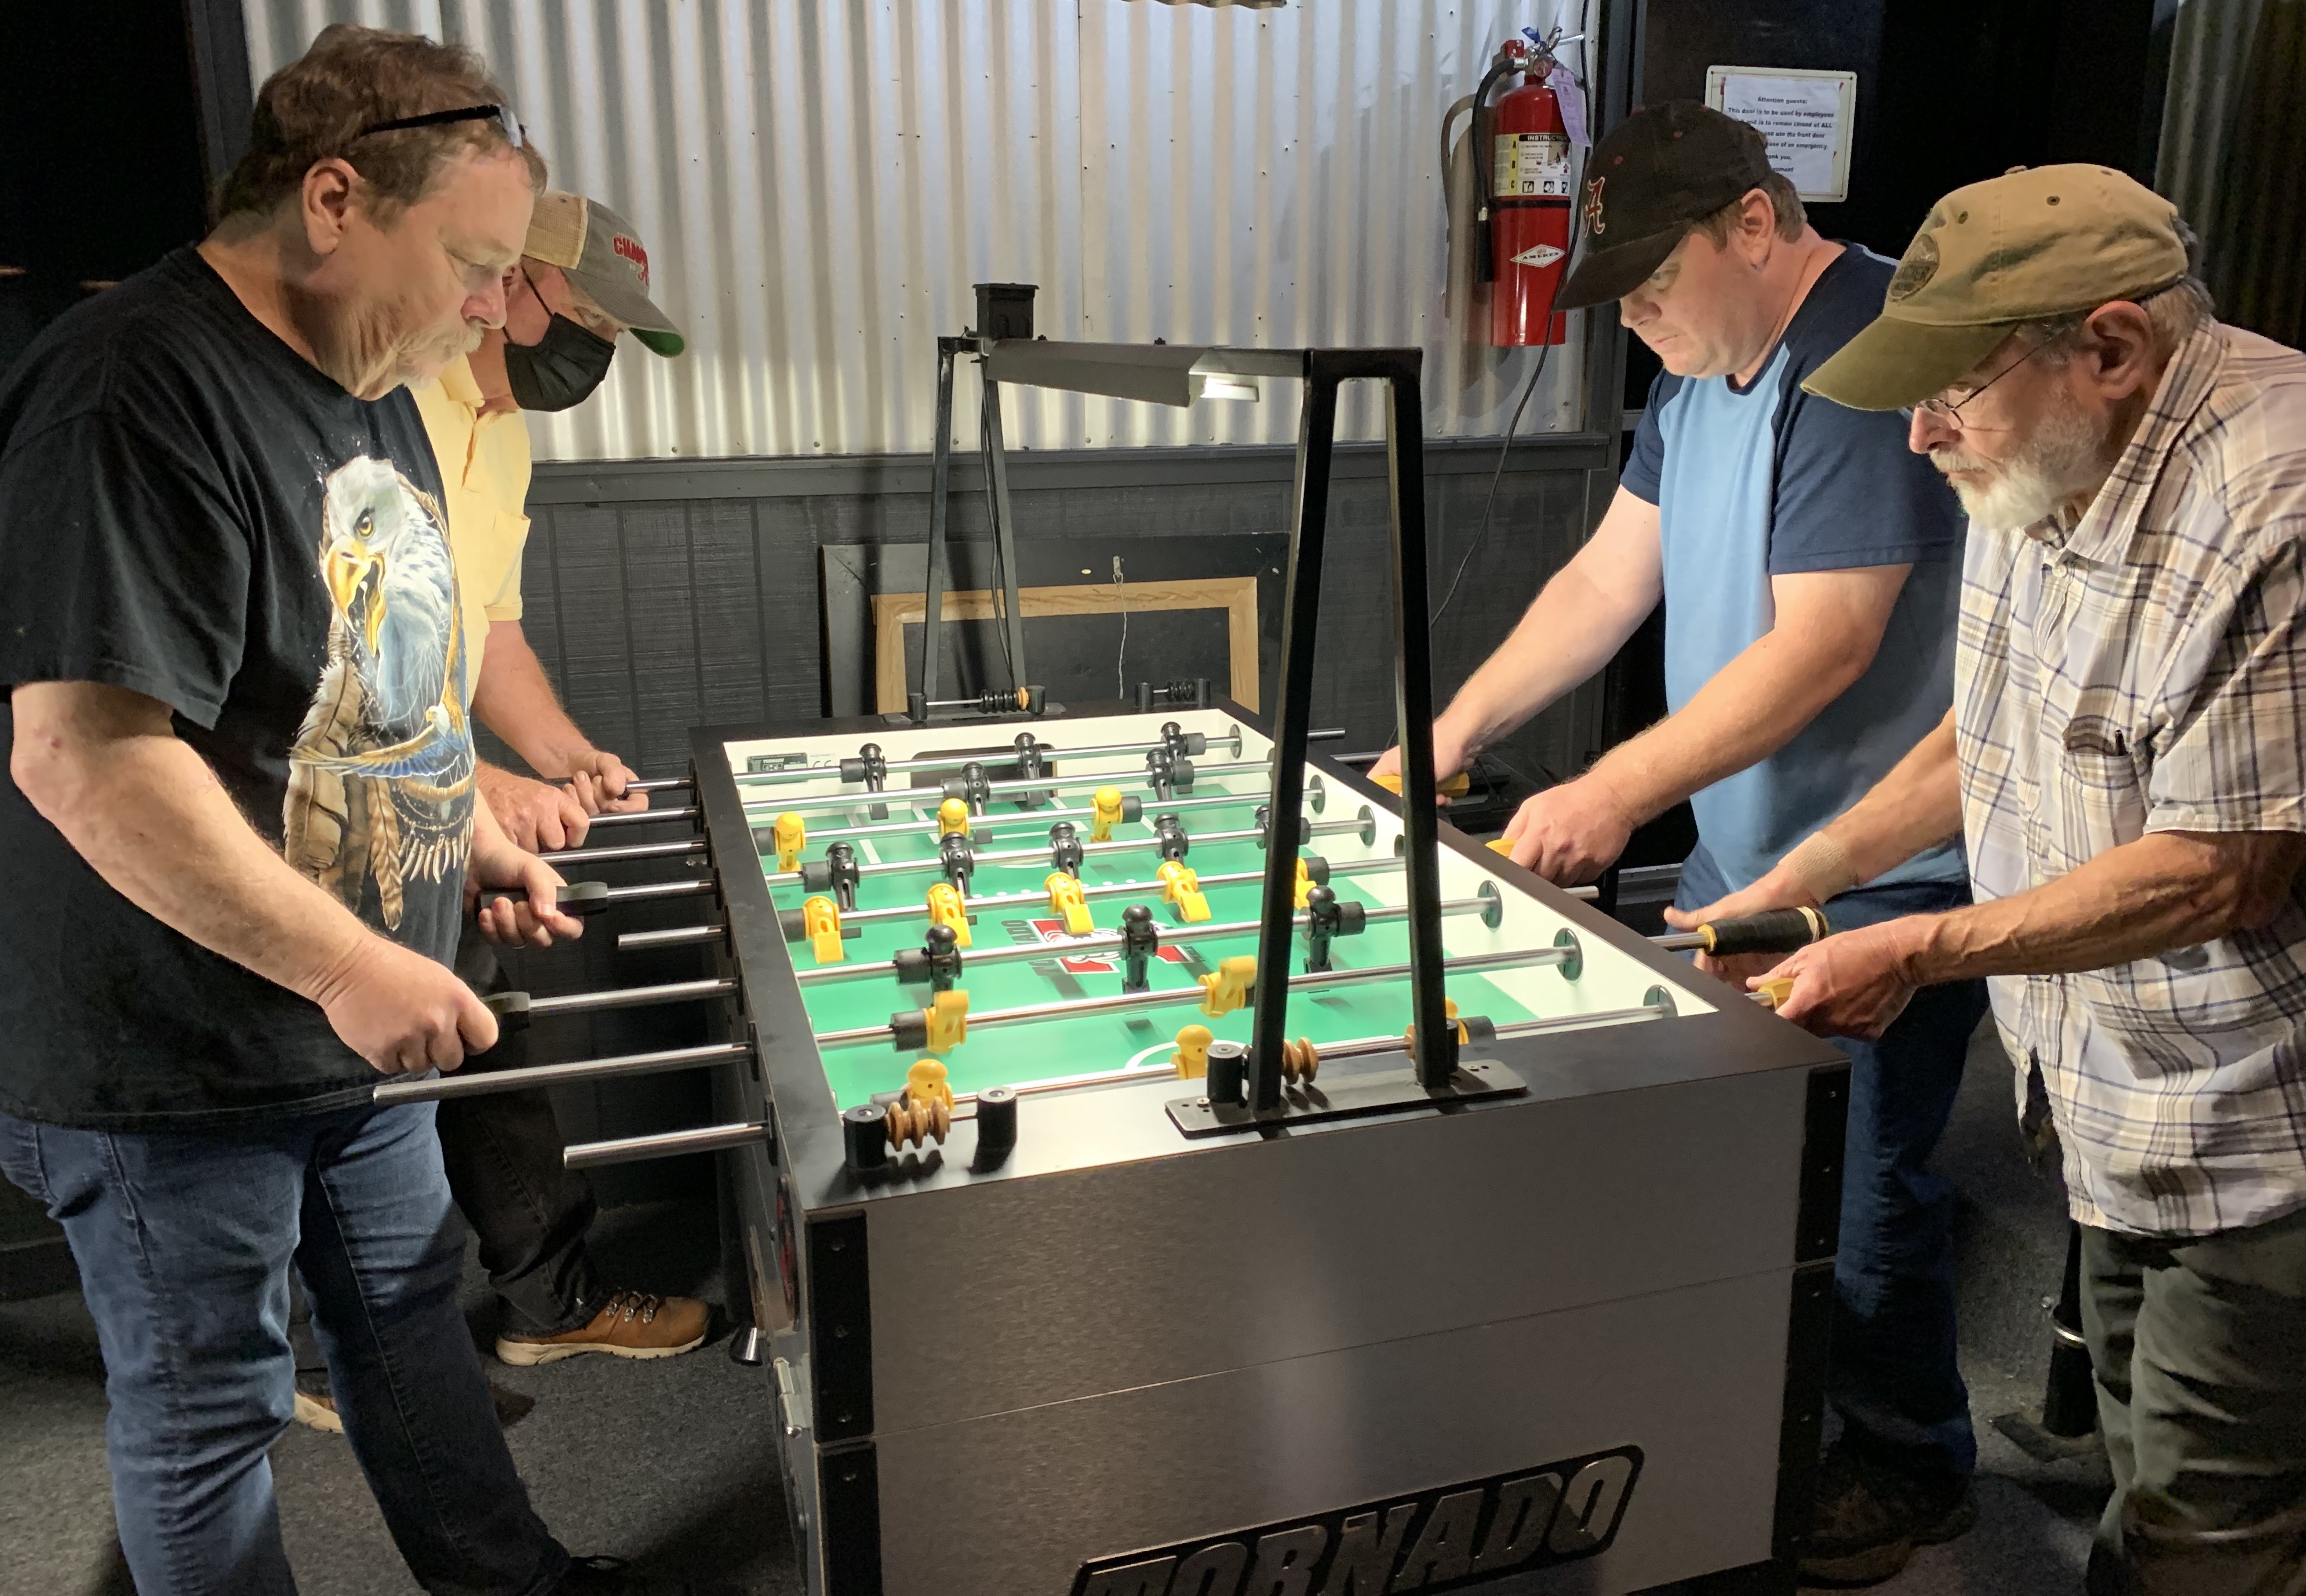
[1680,844,1990,1486]
[0,1100,570,1596]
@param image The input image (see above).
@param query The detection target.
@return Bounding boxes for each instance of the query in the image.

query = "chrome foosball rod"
[373,1042,752,1106]
[729,725,1244,789]
[811,944,1576,1051]
[791,888,1503,987]
[734,757,1283,821]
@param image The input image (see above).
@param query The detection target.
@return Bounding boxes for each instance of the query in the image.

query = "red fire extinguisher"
[1478,37,1571,346]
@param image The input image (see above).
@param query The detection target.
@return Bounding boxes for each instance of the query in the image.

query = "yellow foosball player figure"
[1157,859,1210,922]
[922,989,969,1055]
[937,797,971,839]
[773,811,806,871]
[926,882,972,948]
[1198,954,1255,1017]
[1171,1024,1214,1080]
[885,1058,955,1152]
[905,1057,955,1111]
[802,895,844,964]
[1090,785,1125,843]
[1045,872,1094,935]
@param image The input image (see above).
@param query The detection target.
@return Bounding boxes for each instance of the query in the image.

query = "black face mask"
[502,314,616,411]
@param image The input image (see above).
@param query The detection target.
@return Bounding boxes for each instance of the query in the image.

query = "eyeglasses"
[1900,319,2088,422]
[353,103,524,150]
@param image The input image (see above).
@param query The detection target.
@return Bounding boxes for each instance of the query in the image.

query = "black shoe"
[1799,1448,1977,1586]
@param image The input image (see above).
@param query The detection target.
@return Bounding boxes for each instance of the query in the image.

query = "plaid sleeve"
[2145,531,2306,833]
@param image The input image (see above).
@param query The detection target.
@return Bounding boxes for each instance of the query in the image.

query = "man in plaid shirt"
[1680,165,2306,1593]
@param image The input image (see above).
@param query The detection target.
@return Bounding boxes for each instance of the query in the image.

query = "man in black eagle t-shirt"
[0,25,627,1596]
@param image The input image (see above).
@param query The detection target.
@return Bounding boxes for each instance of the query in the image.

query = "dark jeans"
[435,934,604,1338]
[2081,1205,2306,1596]
[0,1101,568,1595]
[293,932,602,1376]
[1680,846,1988,1487]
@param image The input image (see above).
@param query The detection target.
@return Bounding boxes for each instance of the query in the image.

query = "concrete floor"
[0,1026,2106,1596]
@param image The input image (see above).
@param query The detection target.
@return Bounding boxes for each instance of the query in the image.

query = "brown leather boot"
[495,1290,711,1367]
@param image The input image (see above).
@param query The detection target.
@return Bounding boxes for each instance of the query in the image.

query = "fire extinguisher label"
[1495,132,1572,198]
[1511,243,1567,269]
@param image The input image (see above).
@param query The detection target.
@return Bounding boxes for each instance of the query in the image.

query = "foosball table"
[394,332,1851,1595]
[443,700,1844,1596]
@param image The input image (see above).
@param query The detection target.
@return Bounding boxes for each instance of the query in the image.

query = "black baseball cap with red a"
[1555,101,1778,311]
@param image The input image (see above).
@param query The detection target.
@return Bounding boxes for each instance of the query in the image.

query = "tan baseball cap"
[523,191,685,357]
[1804,165,2189,411]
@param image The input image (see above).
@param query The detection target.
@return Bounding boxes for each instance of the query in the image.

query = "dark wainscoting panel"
[496,438,1613,778]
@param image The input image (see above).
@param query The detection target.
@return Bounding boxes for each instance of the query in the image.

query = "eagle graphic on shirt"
[284,455,475,931]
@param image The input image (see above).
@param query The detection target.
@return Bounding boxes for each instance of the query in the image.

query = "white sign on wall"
[1703,66,1858,204]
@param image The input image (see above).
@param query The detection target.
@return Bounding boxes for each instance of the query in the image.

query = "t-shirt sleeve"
[1619,370,1674,506]
[0,413,250,728]
[1768,385,1965,576]
[2144,535,2306,835]
[482,510,530,621]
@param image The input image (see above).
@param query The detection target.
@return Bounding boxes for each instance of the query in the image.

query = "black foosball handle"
[1697,907,1828,957]
[478,880,611,917]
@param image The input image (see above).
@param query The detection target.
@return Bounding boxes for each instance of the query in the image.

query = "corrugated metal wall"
[2155,0,2306,348]
[245,1,1595,462]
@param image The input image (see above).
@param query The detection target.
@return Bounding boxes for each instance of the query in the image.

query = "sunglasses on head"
[353,103,524,150]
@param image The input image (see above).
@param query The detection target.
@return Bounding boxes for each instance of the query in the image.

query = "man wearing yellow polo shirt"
[293,194,703,1431]
[421,191,709,1371]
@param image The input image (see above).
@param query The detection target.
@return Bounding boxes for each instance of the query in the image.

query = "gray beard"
[1932,389,2114,533]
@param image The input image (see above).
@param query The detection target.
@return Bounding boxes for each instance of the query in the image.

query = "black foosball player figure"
[1160,719,1206,759]
[826,841,859,909]
[837,742,891,818]
[1153,814,1189,861]
[802,840,863,909]
[1048,821,1084,877]
[1302,884,1341,972]
[959,760,992,815]
[1012,733,1050,809]
[938,830,975,894]
[1119,903,1160,993]
[892,923,964,994]
[1255,803,1305,854]
[1145,746,1194,800]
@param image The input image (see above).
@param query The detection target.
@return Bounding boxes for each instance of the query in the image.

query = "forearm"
[1906,830,2304,985]
[1584,633,1871,825]
[1444,565,1644,753]
[472,622,593,777]
[12,695,371,1001]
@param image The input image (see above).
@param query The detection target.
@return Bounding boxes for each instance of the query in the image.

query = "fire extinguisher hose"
[1468,55,1525,285]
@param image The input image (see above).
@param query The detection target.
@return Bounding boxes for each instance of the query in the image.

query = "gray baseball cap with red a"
[1555,101,1778,311]
[523,191,686,357]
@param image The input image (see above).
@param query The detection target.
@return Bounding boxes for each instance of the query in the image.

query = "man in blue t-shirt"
[1378,103,1987,1584]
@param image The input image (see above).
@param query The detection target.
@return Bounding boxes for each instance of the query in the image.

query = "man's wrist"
[534,740,599,782]
[1896,912,1965,988]
[1784,830,1861,903]
[1577,759,1649,832]
[291,920,377,1008]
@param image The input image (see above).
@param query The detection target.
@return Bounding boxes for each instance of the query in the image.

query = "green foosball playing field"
[756,767,1578,1111]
